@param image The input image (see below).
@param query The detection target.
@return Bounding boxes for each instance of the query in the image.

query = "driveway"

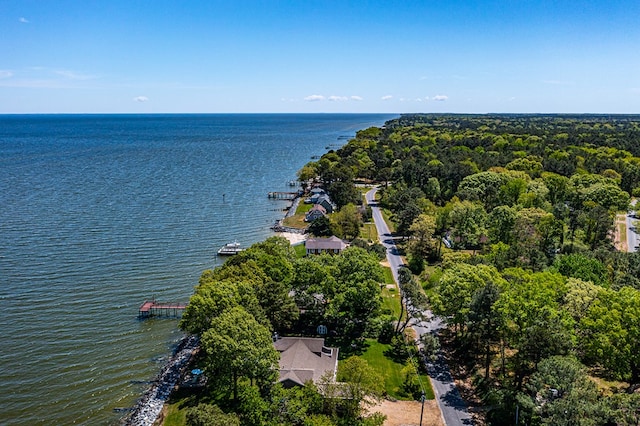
[366,188,474,426]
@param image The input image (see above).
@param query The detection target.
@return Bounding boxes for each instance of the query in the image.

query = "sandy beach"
[277,231,307,245]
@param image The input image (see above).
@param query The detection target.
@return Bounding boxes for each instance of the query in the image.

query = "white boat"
[217,241,243,255]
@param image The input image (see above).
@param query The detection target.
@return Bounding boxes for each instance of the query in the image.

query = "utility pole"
[419,390,425,426]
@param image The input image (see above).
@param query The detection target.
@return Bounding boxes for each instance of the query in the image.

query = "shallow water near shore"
[0,113,394,425]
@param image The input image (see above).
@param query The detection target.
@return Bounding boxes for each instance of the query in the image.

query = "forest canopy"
[300,114,640,425]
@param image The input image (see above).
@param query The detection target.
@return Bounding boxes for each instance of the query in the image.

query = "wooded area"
[301,114,640,425]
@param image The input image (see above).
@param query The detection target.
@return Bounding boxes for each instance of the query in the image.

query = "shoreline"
[276,231,307,245]
[120,336,199,426]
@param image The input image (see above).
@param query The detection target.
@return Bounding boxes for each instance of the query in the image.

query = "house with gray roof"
[305,204,327,222]
[273,337,339,388]
[305,236,347,255]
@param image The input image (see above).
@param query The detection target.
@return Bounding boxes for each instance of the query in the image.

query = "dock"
[138,300,188,318]
[267,191,299,200]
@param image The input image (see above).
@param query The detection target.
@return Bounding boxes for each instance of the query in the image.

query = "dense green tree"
[468,280,502,380]
[185,403,241,426]
[580,286,640,383]
[526,356,607,426]
[332,356,385,421]
[488,205,517,245]
[432,263,504,333]
[330,203,362,240]
[407,213,437,261]
[308,215,332,237]
[448,200,487,249]
[179,278,260,335]
[456,171,508,209]
[201,306,279,400]
[553,253,609,287]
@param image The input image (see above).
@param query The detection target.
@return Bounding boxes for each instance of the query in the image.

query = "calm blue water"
[0,114,395,425]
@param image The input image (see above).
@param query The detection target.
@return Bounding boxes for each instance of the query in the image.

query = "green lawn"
[360,339,434,400]
[381,285,401,318]
[380,208,397,234]
[360,222,378,242]
[293,242,307,258]
[382,266,395,284]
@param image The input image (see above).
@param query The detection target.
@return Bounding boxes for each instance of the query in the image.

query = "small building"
[305,236,347,255]
[305,204,327,222]
[274,337,339,388]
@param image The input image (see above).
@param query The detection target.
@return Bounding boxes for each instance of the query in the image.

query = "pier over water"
[267,191,299,200]
[138,300,187,318]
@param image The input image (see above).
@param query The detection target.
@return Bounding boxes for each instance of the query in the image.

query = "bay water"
[0,113,394,425]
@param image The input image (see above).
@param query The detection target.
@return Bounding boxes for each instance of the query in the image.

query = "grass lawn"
[360,339,435,400]
[282,213,308,229]
[380,208,397,234]
[162,403,187,426]
[382,286,401,319]
[281,200,313,229]
[382,266,395,284]
[360,222,378,242]
[293,242,307,258]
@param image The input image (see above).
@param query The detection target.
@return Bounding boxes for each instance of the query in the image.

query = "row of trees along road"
[298,114,640,425]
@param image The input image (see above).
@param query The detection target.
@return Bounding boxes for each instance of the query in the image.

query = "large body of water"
[0,113,395,425]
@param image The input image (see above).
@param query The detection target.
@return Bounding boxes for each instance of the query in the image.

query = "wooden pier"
[138,300,188,318]
[267,191,299,200]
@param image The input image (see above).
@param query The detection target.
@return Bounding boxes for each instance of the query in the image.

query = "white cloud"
[381,95,393,101]
[133,96,149,102]
[19,17,29,23]
[433,95,448,101]
[350,95,363,101]
[304,94,325,102]
[328,95,348,102]
[0,70,13,79]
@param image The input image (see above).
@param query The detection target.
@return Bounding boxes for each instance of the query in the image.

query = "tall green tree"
[580,286,640,383]
[332,356,385,421]
[200,306,279,400]
[526,356,607,426]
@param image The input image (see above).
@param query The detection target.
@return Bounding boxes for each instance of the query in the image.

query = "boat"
[217,241,243,255]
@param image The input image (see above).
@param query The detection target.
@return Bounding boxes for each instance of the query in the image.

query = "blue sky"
[1,0,639,113]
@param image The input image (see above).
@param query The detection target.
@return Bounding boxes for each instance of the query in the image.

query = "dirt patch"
[367,399,444,426]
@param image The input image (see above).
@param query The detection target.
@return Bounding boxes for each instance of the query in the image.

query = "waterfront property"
[274,337,339,388]
[305,204,327,222]
[305,236,348,255]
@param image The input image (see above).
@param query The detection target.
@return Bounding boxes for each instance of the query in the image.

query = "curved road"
[366,188,474,426]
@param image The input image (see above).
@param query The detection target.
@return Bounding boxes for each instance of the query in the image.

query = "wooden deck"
[138,300,188,318]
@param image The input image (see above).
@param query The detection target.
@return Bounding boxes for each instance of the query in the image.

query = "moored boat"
[217,241,243,255]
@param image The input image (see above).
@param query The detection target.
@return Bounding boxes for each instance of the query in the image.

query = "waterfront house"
[305,204,327,222]
[316,195,335,213]
[273,337,339,388]
[305,236,347,255]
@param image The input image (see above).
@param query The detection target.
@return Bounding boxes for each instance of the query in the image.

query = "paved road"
[366,188,474,426]
[627,199,638,252]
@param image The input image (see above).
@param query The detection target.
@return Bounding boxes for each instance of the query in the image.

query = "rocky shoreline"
[120,335,199,426]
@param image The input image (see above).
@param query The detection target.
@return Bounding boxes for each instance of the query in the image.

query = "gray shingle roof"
[274,337,339,387]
